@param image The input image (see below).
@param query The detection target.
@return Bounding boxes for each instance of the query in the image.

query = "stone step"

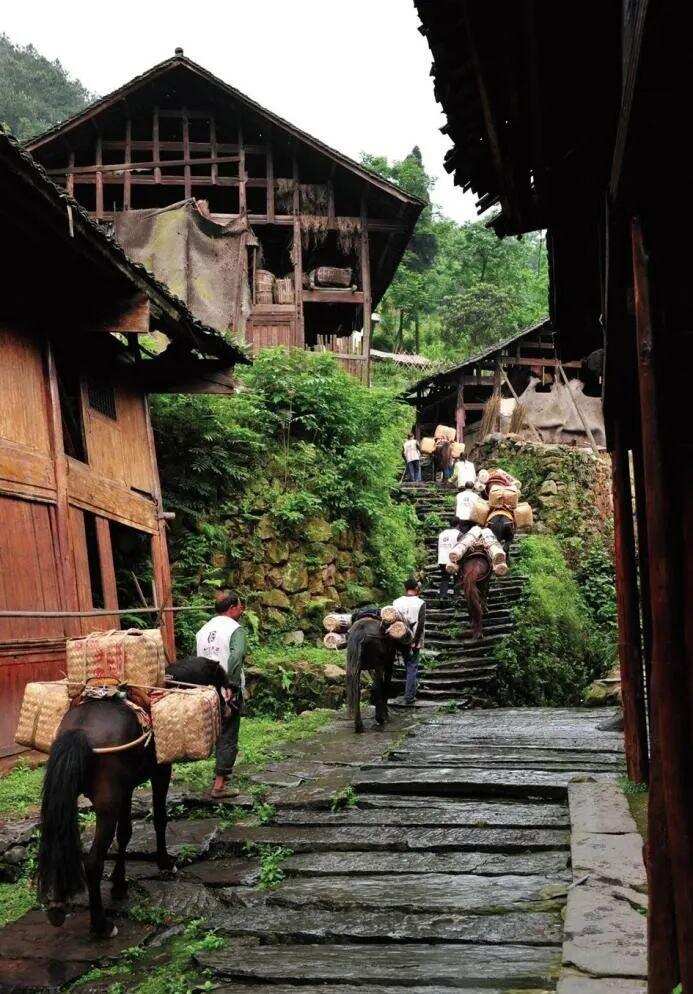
[273,800,570,829]
[352,766,617,800]
[195,942,562,989]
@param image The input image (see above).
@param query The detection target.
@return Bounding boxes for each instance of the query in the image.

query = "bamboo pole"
[556,362,599,455]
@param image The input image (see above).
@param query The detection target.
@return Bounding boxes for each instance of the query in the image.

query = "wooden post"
[95,134,104,218]
[152,109,161,184]
[611,421,649,782]
[293,219,304,346]
[631,215,693,986]
[360,193,372,387]
[123,119,132,210]
[45,343,78,626]
[238,119,246,215]
[631,435,652,696]
[455,376,466,442]
[266,143,274,221]
[142,397,175,659]
[210,116,218,187]
[182,109,191,200]
[66,152,75,198]
[648,732,681,993]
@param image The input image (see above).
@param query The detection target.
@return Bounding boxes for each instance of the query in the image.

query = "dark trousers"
[406,459,422,482]
[215,707,241,776]
[439,564,451,598]
[404,648,421,703]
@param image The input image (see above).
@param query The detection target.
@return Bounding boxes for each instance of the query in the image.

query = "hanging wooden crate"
[274,278,295,304]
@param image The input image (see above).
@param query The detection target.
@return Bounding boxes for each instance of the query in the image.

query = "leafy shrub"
[495,535,611,706]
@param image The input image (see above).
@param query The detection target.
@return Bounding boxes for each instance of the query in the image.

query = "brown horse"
[432,439,454,482]
[346,617,401,733]
[37,658,225,938]
[457,552,492,640]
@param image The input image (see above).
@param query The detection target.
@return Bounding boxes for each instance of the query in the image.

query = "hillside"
[0,34,93,139]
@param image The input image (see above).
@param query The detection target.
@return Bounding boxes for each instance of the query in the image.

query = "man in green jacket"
[196,590,246,798]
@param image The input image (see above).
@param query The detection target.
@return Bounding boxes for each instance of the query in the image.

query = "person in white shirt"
[456,485,479,538]
[196,590,246,799]
[393,578,426,705]
[452,458,476,489]
[402,433,422,483]
[437,524,461,598]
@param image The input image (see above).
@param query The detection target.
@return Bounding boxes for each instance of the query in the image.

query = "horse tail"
[37,729,91,905]
[346,632,361,718]
[462,562,484,637]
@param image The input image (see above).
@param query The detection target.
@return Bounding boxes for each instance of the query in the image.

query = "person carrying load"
[437,522,462,598]
[195,590,247,799]
[403,432,422,483]
[451,456,476,490]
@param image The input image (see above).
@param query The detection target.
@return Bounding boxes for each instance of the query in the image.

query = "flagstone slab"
[213,904,563,945]
[274,800,569,828]
[196,942,562,987]
[282,850,570,877]
[562,883,647,979]
[216,823,569,854]
[557,970,647,993]
[97,818,221,859]
[568,781,636,834]
[136,878,224,918]
[210,988,554,994]
[181,857,260,887]
[0,957,85,992]
[570,831,647,890]
[266,872,567,914]
[351,766,616,799]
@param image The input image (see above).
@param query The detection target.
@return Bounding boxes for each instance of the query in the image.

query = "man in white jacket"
[393,578,426,705]
[437,523,461,598]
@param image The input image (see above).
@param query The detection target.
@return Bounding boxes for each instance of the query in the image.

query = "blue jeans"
[406,459,422,482]
[443,464,454,480]
[404,648,421,703]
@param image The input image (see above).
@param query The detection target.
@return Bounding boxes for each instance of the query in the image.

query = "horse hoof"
[90,919,118,940]
[354,725,364,734]
[46,905,65,927]
[111,883,128,900]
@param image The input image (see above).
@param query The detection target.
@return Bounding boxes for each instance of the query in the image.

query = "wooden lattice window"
[87,379,117,420]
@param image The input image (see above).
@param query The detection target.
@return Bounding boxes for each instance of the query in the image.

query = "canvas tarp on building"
[114,199,258,337]
[515,376,606,448]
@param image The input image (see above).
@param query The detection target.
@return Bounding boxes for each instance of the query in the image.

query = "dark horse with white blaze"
[346,617,399,734]
[37,657,226,938]
[457,552,492,641]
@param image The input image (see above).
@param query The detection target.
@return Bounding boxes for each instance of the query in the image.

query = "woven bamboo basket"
[66,629,166,695]
[256,290,274,305]
[15,680,71,753]
[514,502,534,531]
[323,632,347,649]
[255,269,274,291]
[314,266,352,287]
[450,442,466,458]
[470,497,490,526]
[434,424,457,442]
[419,437,436,455]
[488,485,519,511]
[151,687,221,765]
[274,277,295,304]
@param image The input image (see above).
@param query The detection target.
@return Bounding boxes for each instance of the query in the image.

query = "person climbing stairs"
[393,481,526,708]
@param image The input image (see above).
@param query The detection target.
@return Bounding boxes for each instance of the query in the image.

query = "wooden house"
[25,51,423,382]
[403,318,605,450]
[0,130,246,753]
[415,1,693,984]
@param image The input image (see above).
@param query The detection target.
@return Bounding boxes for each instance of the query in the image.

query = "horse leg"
[84,806,118,938]
[110,792,133,900]
[373,668,386,727]
[151,763,175,874]
[382,661,393,723]
[354,665,364,734]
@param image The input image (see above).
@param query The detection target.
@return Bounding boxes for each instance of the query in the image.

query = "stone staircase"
[392,482,526,708]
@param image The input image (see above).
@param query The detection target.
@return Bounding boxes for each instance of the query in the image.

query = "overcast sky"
[3,0,480,223]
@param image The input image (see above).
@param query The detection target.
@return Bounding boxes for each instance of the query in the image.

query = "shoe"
[403,699,416,707]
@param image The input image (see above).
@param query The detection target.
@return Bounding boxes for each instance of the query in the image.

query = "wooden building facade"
[0,131,245,753]
[415,2,693,988]
[402,318,604,450]
[25,52,423,383]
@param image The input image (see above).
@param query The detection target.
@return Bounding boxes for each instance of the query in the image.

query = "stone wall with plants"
[474,435,618,707]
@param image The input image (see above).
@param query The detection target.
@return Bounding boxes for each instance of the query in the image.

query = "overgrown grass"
[0,761,44,817]
[495,535,611,706]
[619,775,649,844]
[0,879,35,927]
[172,708,333,792]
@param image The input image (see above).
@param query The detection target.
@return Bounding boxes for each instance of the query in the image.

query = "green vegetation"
[172,708,333,792]
[330,785,359,812]
[495,535,613,706]
[619,775,649,844]
[243,843,293,889]
[151,348,418,649]
[362,148,547,370]
[0,34,93,139]
[0,879,35,927]
[0,761,44,817]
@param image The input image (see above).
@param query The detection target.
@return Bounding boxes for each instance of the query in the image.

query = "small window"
[87,379,117,420]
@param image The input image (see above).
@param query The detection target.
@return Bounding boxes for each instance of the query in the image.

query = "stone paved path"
[0,704,629,993]
[396,482,525,706]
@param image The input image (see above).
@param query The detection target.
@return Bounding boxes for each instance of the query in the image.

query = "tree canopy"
[0,34,93,139]
[362,148,548,366]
